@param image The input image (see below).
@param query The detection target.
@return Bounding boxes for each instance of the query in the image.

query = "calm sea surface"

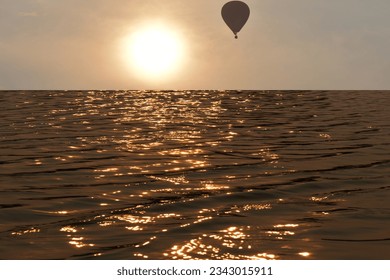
[0,90,389,259]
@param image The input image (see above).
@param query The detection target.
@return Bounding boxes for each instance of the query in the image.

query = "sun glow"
[123,24,185,80]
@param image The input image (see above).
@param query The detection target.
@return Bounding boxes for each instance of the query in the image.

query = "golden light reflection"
[274,224,299,228]
[112,138,162,153]
[156,213,181,219]
[149,175,189,185]
[12,228,40,236]
[311,196,329,202]
[201,181,229,191]
[243,204,272,211]
[126,226,143,231]
[68,146,80,150]
[64,92,291,258]
[60,226,77,233]
[158,148,204,156]
[134,236,157,248]
[185,159,209,168]
[319,133,332,139]
[40,210,76,215]
[150,187,174,193]
[95,168,119,173]
[116,215,153,224]
[257,223,300,241]
[94,92,231,181]
[98,221,115,227]
[267,230,295,236]
[193,216,212,225]
[134,253,149,259]
[165,225,279,260]
[199,208,215,213]
[69,237,95,248]
[299,252,311,257]
[168,237,276,259]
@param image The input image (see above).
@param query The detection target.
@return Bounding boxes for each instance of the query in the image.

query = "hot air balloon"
[221,1,250,39]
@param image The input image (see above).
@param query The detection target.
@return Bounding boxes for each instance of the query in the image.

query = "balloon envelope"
[221,1,250,39]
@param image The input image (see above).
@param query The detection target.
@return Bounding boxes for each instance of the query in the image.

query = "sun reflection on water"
[299,252,311,257]
[60,226,77,233]
[116,215,154,224]
[166,225,278,260]
[12,228,40,236]
[39,91,287,258]
[69,237,95,248]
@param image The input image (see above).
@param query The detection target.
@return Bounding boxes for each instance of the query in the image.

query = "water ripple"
[0,90,389,259]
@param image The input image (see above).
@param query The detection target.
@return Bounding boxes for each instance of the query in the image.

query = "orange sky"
[1,0,390,90]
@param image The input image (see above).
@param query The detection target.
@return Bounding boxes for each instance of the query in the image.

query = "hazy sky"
[1,0,390,90]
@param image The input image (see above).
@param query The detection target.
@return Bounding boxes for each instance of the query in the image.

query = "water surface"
[0,90,389,259]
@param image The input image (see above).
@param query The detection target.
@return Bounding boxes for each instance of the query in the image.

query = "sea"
[0,90,389,260]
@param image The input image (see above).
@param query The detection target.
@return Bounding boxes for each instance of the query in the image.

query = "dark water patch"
[0,204,26,209]
[322,238,390,242]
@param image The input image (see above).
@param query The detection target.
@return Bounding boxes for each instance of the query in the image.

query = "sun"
[123,24,184,80]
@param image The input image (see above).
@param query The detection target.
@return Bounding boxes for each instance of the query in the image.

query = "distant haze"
[1,0,390,90]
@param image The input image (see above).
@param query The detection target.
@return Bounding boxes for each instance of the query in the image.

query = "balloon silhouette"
[221,1,250,39]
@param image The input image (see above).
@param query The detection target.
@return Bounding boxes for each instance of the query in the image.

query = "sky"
[1,0,390,90]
